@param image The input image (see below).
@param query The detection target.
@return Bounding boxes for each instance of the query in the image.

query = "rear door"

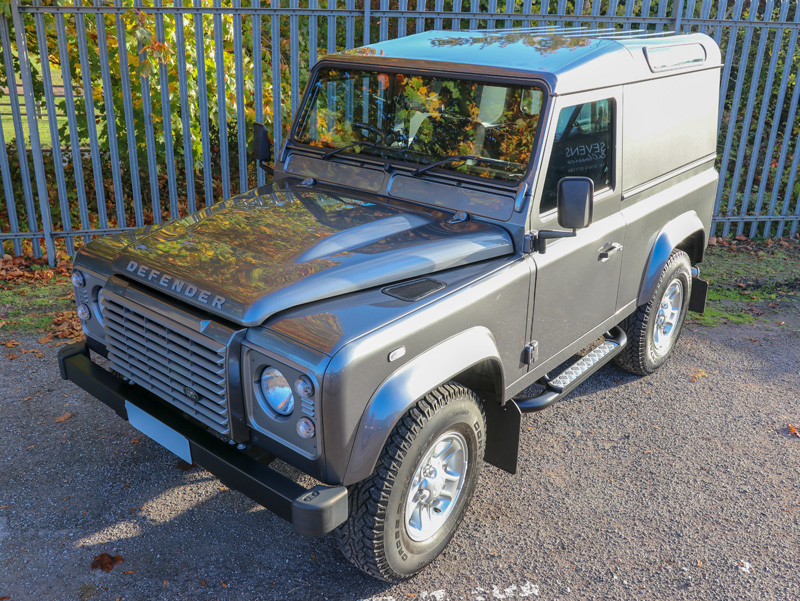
[529,88,626,365]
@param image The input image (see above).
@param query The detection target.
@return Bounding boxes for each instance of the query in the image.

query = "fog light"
[77,303,91,320]
[71,270,85,288]
[296,417,315,439]
[294,376,314,398]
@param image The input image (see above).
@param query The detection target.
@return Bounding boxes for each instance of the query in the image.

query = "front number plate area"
[125,401,192,463]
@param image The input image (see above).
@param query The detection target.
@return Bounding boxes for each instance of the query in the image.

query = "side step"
[513,326,627,413]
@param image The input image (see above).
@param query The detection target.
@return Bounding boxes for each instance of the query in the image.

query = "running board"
[513,326,627,413]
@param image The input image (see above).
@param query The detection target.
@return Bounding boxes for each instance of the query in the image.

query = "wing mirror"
[529,177,594,254]
[557,176,594,229]
[253,122,274,175]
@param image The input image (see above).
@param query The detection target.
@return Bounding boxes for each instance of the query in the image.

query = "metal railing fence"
[0,0,798,264]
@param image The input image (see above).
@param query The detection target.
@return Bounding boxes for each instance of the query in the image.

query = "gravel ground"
[1,319,798,601]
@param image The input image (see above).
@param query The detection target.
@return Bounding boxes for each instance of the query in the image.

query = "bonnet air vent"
[382,278,445,302]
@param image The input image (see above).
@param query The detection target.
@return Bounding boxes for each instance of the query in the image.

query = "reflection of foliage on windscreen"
[295,69,542,182]
[428,33,593,56]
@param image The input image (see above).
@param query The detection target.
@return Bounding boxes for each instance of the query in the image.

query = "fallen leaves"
[20,348,45,358]
[175,460,197,471]
[788,424,800,438]
[0,254,71,283]
[54,412,74,423]
[4,353,18,361]
[690,369,709,382]
[52,311,83,341]
[2,340,21,348]
[91,552,123,572]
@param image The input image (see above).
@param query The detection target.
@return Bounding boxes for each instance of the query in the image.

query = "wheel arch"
[341,327,513,485]
[638,211,707,306]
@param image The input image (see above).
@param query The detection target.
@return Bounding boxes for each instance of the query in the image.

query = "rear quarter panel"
[618,66,720,307]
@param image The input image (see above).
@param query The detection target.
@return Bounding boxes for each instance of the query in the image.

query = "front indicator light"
[296,417,315,439]
[77,303,91,320]
[259,367,294,416]
[71,270,85,288]
[294,376,314,398]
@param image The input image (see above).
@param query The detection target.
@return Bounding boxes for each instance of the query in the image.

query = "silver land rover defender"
[59,27,721,581]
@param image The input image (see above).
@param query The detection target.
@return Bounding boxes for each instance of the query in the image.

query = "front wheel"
[336,383,486,582]
[615,250,692,375]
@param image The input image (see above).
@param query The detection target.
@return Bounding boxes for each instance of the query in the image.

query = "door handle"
[598,242,623,262]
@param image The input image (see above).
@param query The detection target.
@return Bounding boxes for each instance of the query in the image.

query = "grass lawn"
[691,238,800,328]
[0,259,80,347]
[0,93,70,148]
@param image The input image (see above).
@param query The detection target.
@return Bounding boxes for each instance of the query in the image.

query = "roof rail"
[478,25,679,41]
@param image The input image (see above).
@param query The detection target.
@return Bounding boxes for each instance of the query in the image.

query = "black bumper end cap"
[292,484,348,536]
[57,340,89,380]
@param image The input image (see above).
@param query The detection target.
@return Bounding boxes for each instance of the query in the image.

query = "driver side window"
[540,99,614,214]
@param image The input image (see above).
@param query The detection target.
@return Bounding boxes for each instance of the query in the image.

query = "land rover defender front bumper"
[57,340,348,536]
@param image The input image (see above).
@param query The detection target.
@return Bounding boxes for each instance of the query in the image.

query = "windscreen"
[294,68,544,183]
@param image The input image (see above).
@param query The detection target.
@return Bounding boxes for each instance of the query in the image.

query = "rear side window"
[540,99,614,214]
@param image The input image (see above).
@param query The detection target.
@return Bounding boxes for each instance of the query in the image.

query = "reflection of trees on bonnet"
[428,33,593,56]
[124,187,352,300]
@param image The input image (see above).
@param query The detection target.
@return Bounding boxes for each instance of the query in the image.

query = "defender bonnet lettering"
[59,25,721,583]
[125,260,227,309]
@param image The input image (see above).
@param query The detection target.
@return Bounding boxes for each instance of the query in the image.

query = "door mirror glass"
[557,176,594,229]
[253,122,272,164]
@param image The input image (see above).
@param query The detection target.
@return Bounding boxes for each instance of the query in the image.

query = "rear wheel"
[336,383,486,582]
[615,250,692,375]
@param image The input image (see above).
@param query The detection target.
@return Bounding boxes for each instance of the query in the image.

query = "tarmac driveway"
[1,320,798,600]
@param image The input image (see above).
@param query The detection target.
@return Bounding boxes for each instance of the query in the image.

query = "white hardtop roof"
[329,26,722,94]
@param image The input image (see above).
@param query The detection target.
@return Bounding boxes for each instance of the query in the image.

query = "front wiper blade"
[411,155,512,177]
[321,141,384,159]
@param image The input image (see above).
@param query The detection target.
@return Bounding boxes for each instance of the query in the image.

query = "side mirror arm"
[258,160,275,176]
[524,229,577,254]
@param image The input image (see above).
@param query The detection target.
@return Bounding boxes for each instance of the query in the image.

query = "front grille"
[99,290,230,434]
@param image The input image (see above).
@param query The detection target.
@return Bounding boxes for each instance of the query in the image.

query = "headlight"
[259,367,294,416]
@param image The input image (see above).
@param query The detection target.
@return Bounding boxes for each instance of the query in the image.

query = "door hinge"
[524,233,537,254]
[523,341,539,365]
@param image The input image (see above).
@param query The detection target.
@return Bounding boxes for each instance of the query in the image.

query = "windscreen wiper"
[322,141,385,159]
[411,155,512,177]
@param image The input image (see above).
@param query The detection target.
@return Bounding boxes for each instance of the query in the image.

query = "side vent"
[382,278,445,302]
[300,398,315,418]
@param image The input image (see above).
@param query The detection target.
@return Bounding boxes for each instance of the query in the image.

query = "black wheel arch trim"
[638,211,707,306]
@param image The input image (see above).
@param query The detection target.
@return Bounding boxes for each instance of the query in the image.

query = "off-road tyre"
[335,382,486,582]
[615,250,692,375]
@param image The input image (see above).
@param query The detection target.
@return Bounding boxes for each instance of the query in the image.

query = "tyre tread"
[335,382,485,582]
[615,249,691,375]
